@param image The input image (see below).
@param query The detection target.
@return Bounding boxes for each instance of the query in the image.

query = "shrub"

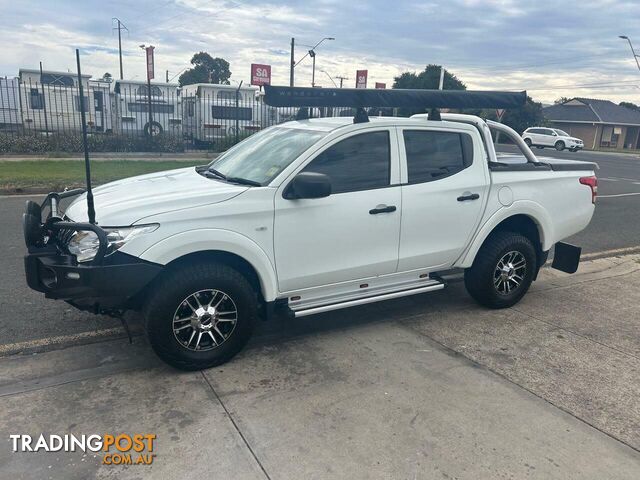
[0,132,184,154]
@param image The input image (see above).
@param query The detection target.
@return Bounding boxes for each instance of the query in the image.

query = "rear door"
[397,126,489,270]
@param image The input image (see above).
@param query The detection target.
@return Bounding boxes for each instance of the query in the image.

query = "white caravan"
[181,83,261,145]
[18,68,94,134]
[0,77,22,131]
[113,80,181,137]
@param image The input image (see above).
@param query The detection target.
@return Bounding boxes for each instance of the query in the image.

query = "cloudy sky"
[2,0,640,104]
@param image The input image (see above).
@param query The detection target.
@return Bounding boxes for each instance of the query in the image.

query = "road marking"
[598,192,640,198]
[0,194,41,199]
[581,245,640,260]
[0,327,139,356]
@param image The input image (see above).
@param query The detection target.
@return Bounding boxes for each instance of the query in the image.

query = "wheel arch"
[456,204,553,269]
[138,229,278,302]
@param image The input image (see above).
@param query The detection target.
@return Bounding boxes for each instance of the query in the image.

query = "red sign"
[496,109,506,121]
[375,82,386,89]
[251,64,271,86]
[356,70,368,89]
[146,46,155,81]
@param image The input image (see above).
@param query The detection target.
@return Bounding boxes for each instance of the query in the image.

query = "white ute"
[23,88,598,370]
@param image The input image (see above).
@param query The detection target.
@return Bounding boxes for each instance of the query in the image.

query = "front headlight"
[67,224,159,263]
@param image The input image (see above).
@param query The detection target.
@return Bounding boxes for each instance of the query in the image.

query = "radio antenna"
[75,49,96,224]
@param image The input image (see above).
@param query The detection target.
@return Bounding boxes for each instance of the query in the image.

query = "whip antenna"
[75,49,96,224]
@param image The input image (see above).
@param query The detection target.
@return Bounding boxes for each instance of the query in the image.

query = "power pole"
[289,38,295,87]
[112,18,128,80]
[166,70,169,83]
[335,76,348,88]
[438,66,445,90]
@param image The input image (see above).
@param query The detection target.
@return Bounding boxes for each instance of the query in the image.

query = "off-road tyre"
[464,231,536,309]
[143,263,256,370]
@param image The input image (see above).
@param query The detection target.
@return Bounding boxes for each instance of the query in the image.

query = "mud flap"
[551,242,582,274]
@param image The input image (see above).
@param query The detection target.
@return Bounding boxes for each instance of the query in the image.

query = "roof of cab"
[277,115,478,132]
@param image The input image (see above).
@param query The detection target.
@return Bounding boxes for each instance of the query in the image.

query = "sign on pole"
[356,70,368,89]
[251,63,271,86]
[375,82,386,89]
[496,109,506,121]
[146,46,155,80]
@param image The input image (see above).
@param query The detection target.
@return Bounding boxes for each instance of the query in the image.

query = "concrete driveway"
[1,254,639,479]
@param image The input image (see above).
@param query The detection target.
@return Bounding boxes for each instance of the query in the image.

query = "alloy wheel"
[172,289,238,351]
[493,251,526,295]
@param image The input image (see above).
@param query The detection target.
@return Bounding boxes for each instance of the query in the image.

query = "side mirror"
[286,172,331,199]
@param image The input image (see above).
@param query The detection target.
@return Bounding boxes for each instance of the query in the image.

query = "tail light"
[579,176,597,204]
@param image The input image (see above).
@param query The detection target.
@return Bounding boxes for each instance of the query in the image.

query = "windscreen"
[208,126,326,185]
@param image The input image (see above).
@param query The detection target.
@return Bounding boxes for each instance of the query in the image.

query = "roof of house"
[543,98,640,125]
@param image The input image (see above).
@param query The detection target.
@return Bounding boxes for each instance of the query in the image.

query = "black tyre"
[555,140,565,151]
[144,121,163,137]
[464,231,536,309]
[143,263,257,370]
[524,138,532,147]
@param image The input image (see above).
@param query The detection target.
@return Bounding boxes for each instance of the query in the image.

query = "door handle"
[369,205,397,215]
[457,193,480,202]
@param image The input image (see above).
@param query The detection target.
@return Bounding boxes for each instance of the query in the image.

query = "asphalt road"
[0,147,638,349]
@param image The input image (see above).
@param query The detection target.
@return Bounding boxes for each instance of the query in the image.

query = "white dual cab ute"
[23,87,598,370]
[522,127,584,152]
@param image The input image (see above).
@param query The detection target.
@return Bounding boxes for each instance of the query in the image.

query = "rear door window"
[403,130,473,184]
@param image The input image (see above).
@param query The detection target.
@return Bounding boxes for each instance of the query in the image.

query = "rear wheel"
[143,263,256,370]
[555,140,565,151]
[144,121,163,137]
[464,231,536,309]
[524,138,532,147]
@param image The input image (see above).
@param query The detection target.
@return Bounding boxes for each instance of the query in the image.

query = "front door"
[274,129,401,292]
[397,127,488,271]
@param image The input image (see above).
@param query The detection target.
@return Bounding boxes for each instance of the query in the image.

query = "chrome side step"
[292,282,445,318]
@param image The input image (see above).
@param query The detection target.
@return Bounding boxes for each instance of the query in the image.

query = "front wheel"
[143,263,257,370]
[464,231,536,309]
[555,141,565,151]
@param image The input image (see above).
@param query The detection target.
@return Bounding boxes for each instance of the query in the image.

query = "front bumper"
[25,250,162,308]
[23,192,162,310]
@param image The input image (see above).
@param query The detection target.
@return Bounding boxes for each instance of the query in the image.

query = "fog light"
[66,272,80,280]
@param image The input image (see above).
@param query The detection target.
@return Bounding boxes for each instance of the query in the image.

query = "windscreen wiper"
[226,177,262,187]
[206,167,228,180]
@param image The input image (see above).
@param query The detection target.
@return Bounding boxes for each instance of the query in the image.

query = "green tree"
[554,96,570,104]
[178,52,231,86]
[393,64,466,90]
[392,65,466,115]
[620,101,640,111]
[486,96,546,135]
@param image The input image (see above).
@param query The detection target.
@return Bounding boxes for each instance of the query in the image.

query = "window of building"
[74,96,89,112]
[302,131,391,194]
[40,73,74,87]
[29,88,44,109]
[136,85,163,97]
[128,102,175,114]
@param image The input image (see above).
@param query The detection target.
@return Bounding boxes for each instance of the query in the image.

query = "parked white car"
[24,111,597,370]
[522,127,584,152]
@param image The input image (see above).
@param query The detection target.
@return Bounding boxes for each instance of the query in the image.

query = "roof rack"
[264,86,526,124]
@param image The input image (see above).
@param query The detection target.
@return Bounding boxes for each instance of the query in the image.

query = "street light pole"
[619,35,640,71]
[309,50,316,87]
[293,37,334,86]
[290,37,295,87]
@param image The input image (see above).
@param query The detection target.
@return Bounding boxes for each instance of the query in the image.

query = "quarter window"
[403,130,473,184]
[302,131,390,194]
